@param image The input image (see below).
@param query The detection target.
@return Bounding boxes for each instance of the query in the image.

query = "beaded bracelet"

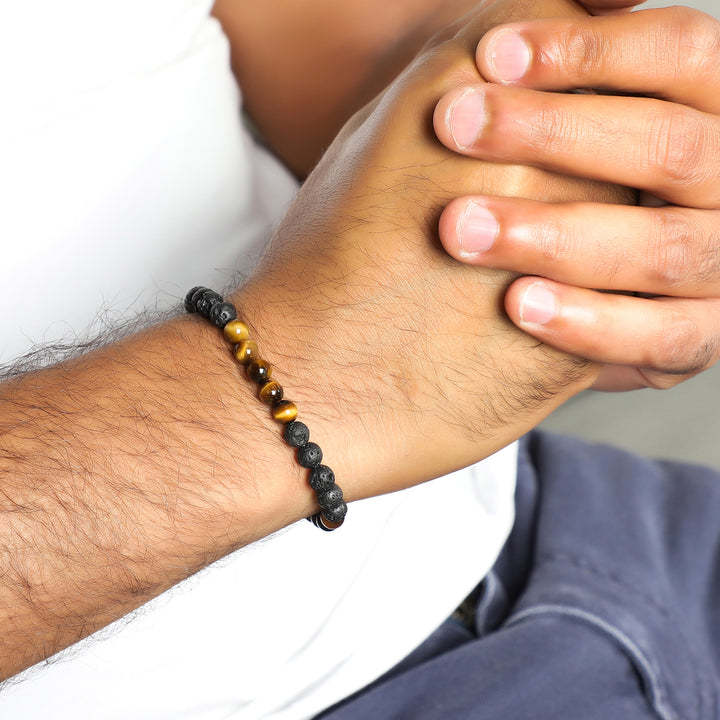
[184,287,347,531]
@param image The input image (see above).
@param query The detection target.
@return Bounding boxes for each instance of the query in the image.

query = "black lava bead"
[318,483,344,509]
[309,465,335,492]
[209,301,237,328]
[283,421,310,448]
[195,290,223,317]
[297,442,323,468]
[323,502,348,524]
[184,286,206,313]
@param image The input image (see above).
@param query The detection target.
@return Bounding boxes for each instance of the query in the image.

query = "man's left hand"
[434,6,720,390]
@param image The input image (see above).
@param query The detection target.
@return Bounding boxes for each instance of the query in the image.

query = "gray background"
[538,0,720,468]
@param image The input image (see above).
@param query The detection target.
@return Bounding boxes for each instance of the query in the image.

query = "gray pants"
[318,431,720,719]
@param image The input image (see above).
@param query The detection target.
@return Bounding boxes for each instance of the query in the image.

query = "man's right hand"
[1,0,630,680]
[234,0,632,506]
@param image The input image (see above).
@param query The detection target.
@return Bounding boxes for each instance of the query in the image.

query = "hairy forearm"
[1,0,617,684]
[0,314,310,680]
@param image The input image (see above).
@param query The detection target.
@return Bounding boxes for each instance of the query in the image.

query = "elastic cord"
[185,287,347,531]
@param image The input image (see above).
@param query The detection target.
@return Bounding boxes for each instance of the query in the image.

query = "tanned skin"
[0,0,630,680]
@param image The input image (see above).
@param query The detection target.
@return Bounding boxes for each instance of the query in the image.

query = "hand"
[433,7,720,390]
[235,0,632,502]
[0,0,631,679]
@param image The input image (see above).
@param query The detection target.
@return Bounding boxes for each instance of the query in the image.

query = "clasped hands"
[239,0,720,502]
[436,0,720,391]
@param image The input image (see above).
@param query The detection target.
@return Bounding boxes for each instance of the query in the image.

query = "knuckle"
[407,40,479,97]
[651,212,720,287]
[666,6,720,81]
[695,221,720,282]
[525,100,578,157]
[647,212,697,288]
[552,23,603,81]
[524,97,612,164]
[651,107,713,190]
[525,210,582,271]
[647,307,709,373]
[534,214,568,263]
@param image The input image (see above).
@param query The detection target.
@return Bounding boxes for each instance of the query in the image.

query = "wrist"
[168,311,318,540]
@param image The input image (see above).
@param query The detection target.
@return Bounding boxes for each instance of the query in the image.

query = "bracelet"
[184,287,347,531]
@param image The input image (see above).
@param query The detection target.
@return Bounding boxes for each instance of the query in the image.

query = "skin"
[214,0,720,392]
[0,0,631,681]
[211,0,484,177]
[434,3,720,390]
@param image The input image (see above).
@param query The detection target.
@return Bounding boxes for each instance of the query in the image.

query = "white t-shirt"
[0,3,518,718]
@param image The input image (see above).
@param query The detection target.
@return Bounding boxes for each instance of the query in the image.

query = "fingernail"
[449,89,486,150]
[487,29,530,83]
[519,283,557,325]
[459,202,498,256]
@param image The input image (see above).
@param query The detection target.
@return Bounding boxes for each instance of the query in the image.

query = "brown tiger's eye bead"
[259,381,283,405]
[223,319,249,344]
[234,340,259,365]
[247,359,272,384]
[320,515,345,530]
[272,400,298,423]
[310,512,345,531]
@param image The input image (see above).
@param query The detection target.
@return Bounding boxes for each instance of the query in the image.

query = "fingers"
[433,83,720,208]
[439,196,720,297]
[475,8,720,114]
[437,4,720,392]
[504,278,720,383]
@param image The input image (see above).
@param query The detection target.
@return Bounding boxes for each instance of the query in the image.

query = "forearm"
[1,0,617,683]
[0,313,311,679]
